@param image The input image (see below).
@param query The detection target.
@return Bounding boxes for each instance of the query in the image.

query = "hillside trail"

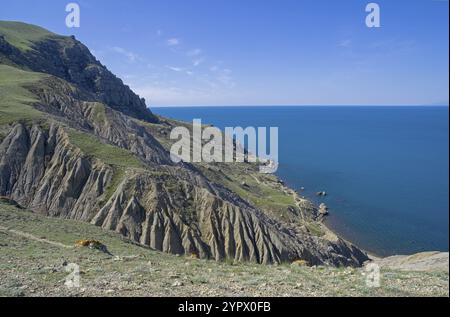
[0,225,73,249]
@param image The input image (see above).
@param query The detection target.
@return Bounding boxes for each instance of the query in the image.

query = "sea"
[154,106,449,256]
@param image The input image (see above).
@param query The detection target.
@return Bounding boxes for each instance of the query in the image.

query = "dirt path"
[0,225,73,249]
[250,174,261,184]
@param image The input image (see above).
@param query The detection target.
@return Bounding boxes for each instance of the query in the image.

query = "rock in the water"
[319,203,329,215]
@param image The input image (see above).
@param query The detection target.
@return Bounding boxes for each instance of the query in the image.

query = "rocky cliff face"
[0,121,367,266]
[0,21,369,266]
[0,23,157,123]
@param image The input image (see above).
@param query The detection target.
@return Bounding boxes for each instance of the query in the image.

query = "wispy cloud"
[217,70,234,87]
[368,39,415,52]
[111,46,140,63]
[167,65,196,77]
[105,35,236,105]
[133,85,235,106]
[167,38,180,46]
[193,58,205,67]
[166,66,184,72]
[209,65,235,87]
[187,48,202,56]
[338,39,352,48]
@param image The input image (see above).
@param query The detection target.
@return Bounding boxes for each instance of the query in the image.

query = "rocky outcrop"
[318,203,329,215]
[29,76,171,165]
[0,123,112,219]
[371,252,449,272]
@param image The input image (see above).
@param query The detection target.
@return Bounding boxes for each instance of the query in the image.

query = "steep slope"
[0,21,369,266]
[0,21,157,123]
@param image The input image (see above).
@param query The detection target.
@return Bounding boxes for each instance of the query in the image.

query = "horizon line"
[150,104,450,108]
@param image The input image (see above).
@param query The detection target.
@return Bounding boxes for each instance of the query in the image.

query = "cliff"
[0,21,157,123]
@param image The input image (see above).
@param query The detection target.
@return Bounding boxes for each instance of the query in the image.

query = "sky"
[1,0,449,107]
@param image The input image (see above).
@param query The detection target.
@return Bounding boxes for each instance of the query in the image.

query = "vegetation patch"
[90,102,108,125]
[101,166,126,204]
[0,64,46,125]
[305,222,325,237]
[67,129,143,168]
[66,130,145,204]
[0,21,57,51]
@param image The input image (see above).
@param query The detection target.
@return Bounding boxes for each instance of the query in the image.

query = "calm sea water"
[154,106,449,256]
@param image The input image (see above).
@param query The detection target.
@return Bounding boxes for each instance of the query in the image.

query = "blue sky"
[1,0,449,106]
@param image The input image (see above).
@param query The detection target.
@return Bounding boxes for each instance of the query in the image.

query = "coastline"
[275,175,373,257]
[154,106,449,257]
[279,174,448,265]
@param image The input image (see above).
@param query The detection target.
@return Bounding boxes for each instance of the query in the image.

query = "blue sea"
[154,106,449,256]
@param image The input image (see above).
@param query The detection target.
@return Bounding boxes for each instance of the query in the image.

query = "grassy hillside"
[0,21,57,51]
[0,202,447,297]
[67,128,143,169]
[0,64,46,125]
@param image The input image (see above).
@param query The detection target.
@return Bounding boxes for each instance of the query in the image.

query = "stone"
[172,281,184,287]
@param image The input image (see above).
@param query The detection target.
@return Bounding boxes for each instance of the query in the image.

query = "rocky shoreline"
[277,177,449,272]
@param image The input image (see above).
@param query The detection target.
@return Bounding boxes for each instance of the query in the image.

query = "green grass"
[201,163,297,215]
[90,102,107,125]
[0,21,56,51]
[67,129,143,168]
[0,64,46,125]
[305,222,325,237]
[101,166,126,204]
[67,129,146,203]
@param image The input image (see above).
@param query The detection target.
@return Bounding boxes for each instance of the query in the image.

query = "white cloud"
[166,66,184,72]
[134,85,217,106]
[166,66,195,77]
[187,48,202,56]
[167,38,180,46]
[193,58,205,67]
[338,39,352,48]
[217,74,235,87]
[208,65,235,87]
[111,46,140,62]
[107,41,237,105]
